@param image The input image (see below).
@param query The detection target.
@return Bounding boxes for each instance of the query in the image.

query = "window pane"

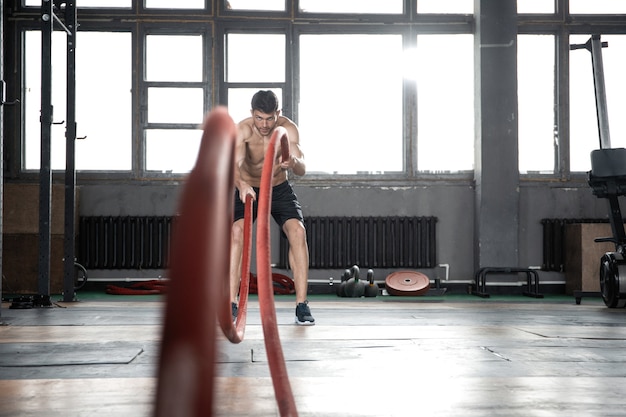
[518,35,555,174]
[299,0,402,14]
[517,0,554,14]
[26,0,131,7]
[416,35,474,172]
[146,129,202,173]
[226,34,285,83]
[570,0,626,14]
[300,34,403,174]
[570,35,626,172]
[227,0,285,11]
[228,88,283,125]
[146,35,203,82]
[417,0,473,14]
[24,31,66,171]
[25,31,132,171]
[145,0,205,9]
[148,88,204,124]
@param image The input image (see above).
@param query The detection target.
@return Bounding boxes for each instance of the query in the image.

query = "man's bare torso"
[237,116,294,187]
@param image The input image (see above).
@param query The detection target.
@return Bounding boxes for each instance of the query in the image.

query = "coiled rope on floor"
[154,107,298,416]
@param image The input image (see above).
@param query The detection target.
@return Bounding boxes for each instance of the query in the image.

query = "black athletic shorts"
[234,181,304,228]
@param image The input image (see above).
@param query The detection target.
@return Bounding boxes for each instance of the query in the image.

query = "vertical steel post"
[0,0,4,317]
[39,0,53,298]
[590,34,611,149]
[63,1,77,302]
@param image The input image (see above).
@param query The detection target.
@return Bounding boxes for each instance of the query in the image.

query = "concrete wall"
[76,178,610,291]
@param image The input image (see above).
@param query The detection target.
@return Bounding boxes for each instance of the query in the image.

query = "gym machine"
[572,35,626,308]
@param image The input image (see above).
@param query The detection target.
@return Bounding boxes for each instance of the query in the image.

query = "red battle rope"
[219,193,253,343]
[256,127,298,416]
[154,107,235,416]
[154,108,298,416]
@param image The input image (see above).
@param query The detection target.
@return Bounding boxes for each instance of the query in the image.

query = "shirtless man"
[229,90,315,325]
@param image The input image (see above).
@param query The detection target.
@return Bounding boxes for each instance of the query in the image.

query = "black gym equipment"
[572,35,626,308]
[364,269,379,297]
[39,1,80,303]
[335,265,378,298]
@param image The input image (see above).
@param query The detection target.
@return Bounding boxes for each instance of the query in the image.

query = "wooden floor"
[1,293,626,416]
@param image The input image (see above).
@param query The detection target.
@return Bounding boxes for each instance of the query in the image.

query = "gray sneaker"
[232,302,238,323]
[295,301,315,326]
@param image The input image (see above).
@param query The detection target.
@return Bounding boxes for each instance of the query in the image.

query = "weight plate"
[385,271,430,296]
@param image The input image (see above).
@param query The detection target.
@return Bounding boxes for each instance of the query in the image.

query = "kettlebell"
[343,265,365,297]
[364,269,378,297]
[336,268,351,297]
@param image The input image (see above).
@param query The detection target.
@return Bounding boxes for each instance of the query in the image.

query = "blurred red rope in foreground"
[154,108,298,416]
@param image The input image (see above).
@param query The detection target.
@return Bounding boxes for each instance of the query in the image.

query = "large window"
[24,31,132,171]
[517,0,554,14]
[146,0,205,9]
[569,0,626,14]
[416,34,474,173]
[16,2,626,181]
[25,0,132,7]
[26,0,209,8]
[518,34,555,174]
[144,33,207,173]
[223,33,286,124]
[299,0,402,14]
[416,0,472,14]
[227,0,285,12]
[299,34,404,174]
[225,34,285,83]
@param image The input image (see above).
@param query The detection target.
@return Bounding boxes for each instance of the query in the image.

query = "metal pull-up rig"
[38,0,81,304]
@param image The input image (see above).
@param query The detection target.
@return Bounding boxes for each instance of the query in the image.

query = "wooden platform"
[2,294,626,416]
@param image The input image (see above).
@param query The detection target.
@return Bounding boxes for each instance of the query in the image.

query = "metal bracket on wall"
[0,80,19,106]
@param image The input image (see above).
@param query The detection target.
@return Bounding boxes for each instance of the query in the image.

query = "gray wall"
[78,179,608,288]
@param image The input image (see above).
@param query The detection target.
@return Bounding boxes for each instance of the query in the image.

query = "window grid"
[10,2,626,181]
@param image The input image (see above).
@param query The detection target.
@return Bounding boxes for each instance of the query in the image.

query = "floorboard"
[2,294,626,416]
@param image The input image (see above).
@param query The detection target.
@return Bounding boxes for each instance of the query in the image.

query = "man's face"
[252,110,279,136]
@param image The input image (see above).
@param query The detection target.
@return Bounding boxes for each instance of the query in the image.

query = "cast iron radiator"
[78,216,173,269]
[278,216,438,269]
[541,218,610,272]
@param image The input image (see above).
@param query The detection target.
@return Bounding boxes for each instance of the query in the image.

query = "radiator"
[78,215,437,270]
[78,216,173,269]
[279,216,437,269]
[541,218,609,272]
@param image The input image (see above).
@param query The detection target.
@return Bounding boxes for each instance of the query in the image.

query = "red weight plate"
[385,271,430,296]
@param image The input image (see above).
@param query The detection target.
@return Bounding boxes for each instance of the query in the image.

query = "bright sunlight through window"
[24,31,132,171]
[299,34,404,174]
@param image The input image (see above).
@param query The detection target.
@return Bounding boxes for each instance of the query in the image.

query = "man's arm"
[234,122,255,201]
[282,122,306,177]
[233,123,247,187]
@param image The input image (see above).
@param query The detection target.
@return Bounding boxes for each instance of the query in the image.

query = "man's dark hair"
[251,90,279,113]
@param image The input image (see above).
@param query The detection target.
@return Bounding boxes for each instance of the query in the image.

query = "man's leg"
[283,218,314,325]
[229,219,245,305]
[283,218,309,304]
